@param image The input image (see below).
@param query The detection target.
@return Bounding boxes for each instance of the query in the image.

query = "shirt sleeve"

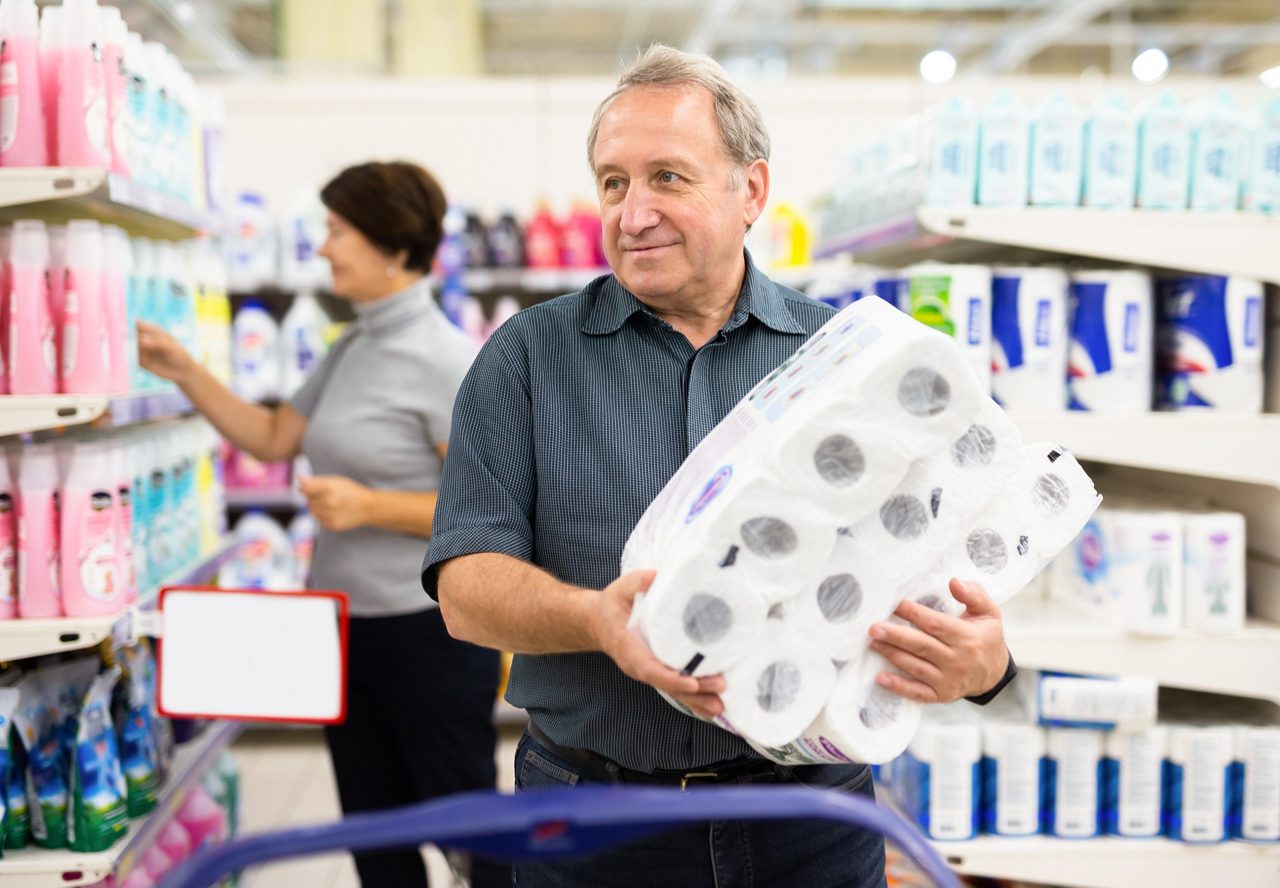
[421,326,537,600]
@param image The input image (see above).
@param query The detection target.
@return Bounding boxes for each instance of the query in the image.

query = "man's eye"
[604,177,623,191]
[658,171,680,184]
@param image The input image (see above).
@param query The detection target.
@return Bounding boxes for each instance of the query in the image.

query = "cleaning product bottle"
[99,5,128,177]
[130,237,158,391]
[0,225,10,394]
[279,291,329,397]
[143,433,172,582]
[224,510,293,590]
[60,220,109,394]
[175,783,225,850]
[1190,90,1246,212]
[462,210,490,269]
[123,30,147,188]
[110,439,137,604]
[1245,98,1280,214]
[1137,92,1191,210]
[0,0,49,166]
[767,202,811,269]
[37,5,62,164]
[525,202,562,269]
[128,430,150,594]
[15,443,61,617]
[155,818,191,868]
[486,295,521,338]
[561,202,602,269]
[7,220,58,395]
[141,43,170,194]
[1084,93,1138,209]
[60,442,123,617]
[231,299,281,403]
[46,223,66,376]
[101,225,130,394]
[978,92,1030,206]
[286,509,315,587]
[56,0,109,168]
[487,211,525,268]
[0,453,15,618]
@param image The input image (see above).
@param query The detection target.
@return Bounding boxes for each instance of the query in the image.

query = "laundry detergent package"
[5,723,29,849]
[622,295,1101,764]
[69,665,128,852]
[0,688,18,858]
[11,673,68,848]
[120,645,160,816]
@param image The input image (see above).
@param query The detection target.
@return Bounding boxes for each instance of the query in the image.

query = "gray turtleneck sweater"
[290,279,476,616]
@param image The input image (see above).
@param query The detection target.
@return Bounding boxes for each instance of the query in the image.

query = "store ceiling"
[111,0,1280,80]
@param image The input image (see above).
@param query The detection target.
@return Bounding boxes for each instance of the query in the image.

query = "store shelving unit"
[460,267,610,293]
[0,538,239,662]
[1003,600,1280,706]
[930,833,1279,888]
[0,722,241,888]
[0,167,215,240]
[1007,411,1280,491]
[225,487,300,509]
[0,395,110,437]
[814,206,1280,284]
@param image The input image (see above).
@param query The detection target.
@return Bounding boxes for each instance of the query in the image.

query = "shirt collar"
[354,277,439,331]
[582,250,806,337]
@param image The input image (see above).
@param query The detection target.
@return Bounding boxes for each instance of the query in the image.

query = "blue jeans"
[512,730,888,888]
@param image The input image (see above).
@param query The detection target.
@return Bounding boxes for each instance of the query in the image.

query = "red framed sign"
[155,585,350,726]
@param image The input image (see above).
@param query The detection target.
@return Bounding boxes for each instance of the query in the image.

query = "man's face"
[592,85,767,306]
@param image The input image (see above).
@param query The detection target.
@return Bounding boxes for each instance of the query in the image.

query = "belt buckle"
[680,771,719,791]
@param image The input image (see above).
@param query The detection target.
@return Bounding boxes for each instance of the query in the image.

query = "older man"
[423,45,1014,887]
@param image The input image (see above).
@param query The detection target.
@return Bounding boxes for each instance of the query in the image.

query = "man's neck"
[635,261,746,351]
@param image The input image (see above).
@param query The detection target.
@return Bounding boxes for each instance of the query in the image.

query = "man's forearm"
[437,553,602,654]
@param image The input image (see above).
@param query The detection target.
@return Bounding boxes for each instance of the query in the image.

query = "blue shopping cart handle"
[159,785,960,888]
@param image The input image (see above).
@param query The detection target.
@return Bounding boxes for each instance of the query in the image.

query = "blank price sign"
[156,587,349,725]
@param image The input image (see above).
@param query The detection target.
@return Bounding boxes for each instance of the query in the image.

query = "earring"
[385,265,396,278]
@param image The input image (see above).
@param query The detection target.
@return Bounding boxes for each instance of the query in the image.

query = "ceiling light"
[1132,48,1169,84]
[920,50,956,85]
[174,1,195,23]
[1261,65,1280,89]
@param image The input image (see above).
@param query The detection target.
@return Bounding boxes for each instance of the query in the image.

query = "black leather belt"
[527,720,790,790]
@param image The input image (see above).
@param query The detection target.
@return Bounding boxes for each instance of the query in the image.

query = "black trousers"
[325,607,510,888]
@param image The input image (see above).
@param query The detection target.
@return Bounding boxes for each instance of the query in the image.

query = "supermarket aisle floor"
[231,723,524,888]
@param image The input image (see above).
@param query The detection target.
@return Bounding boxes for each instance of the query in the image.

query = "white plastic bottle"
[109,438,138,604]
[99,6,128,177]
[0,0,49,166]
[6,220,58,395]
[101,225,130,394]
[287,510,316,587]
[123,30,148,187]
[0,452,15,619]
[226,511,293,590]
[56,0,109,168]
[60,442,124,617]
[279,291,329,396]
[61,219,110,393]
[15,443,61,618]
[231,299,281,403]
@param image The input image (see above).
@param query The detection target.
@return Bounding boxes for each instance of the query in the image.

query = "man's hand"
[868,578,1009,703]
[590,570,727,719]
[299,475,373,532]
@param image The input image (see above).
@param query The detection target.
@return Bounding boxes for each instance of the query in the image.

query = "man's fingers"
[670,690,724,720]
[612,569,657,602]
[889,598,961,641]
[950,577,998,617]
[869,620,952,664]
[875,670,941,704]
[869,640,945,687]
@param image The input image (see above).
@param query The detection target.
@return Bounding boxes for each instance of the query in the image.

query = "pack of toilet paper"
[622,295,1101,764]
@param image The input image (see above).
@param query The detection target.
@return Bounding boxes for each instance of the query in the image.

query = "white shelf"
[103,391,194,426]
[225,488,300,509]
[1004,600,1280,706]
[459,267,609,292]
[1007,411,1280,491]
[0,167,215,240]
[930,833,1279,888]
[0,538,239,662]
[0,394,109,437]
[0,722,240,887]
[815,206,1280,284]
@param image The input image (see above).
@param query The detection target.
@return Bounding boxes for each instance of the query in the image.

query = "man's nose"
[619,184,660,237]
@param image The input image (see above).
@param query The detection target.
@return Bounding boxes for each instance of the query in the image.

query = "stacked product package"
[621,295,1101,764]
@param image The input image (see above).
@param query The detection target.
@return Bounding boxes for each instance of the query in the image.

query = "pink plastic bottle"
[561,203,603,269]
[155,819,192,867]
[118,870,154,888]
[61,220,110,394]
[0,225,11,394]
[0,0,47,167]
[176,783,226,850]
[38,6,61,161]
[0,453,16,619]
[60,441,123,617]
[524,203,563,269]
[110,438,137,603]
[16,443,62,617]
[140,843,172,881]
[56,0,109,168]
[99,7,128,177]
[101,225,129,393]
[7,220,58,395]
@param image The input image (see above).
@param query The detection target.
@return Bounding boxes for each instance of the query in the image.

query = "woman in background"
[139,161,507,888]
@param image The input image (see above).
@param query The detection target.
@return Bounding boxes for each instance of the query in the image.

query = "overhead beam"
[975,0,1128,73]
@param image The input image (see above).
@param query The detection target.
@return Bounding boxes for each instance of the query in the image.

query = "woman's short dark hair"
[319,161,448,272]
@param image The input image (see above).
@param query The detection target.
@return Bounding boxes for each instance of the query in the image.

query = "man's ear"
[742,159,770,228]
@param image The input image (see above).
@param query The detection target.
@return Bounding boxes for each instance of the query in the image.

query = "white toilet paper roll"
[904,714,983,840]
[1107,509,1184,636]
[982,720,1047,836]
[945,397,1024,473]
[906,263,994,394]
[1182,512,1246,633]
[1233,724,1280,842]
[1068,269,1155,413]
[1156,275,1265,413]
[777,531,902,662]
[1046,727,1106,838]
[1103,726,1167,837]
[801,651,924,765]
[1167,723,1234,842]
[991,266,1070,410]
[769,404,914,526]
[713,620,838,748]
[633,557,772,677]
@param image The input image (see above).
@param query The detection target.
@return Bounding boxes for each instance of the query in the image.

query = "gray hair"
[587,44,771,188]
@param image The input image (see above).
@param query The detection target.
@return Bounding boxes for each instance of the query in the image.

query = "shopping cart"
[157,784,962,888]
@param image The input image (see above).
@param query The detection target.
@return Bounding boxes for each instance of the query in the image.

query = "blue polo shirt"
[423,252,835,771]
